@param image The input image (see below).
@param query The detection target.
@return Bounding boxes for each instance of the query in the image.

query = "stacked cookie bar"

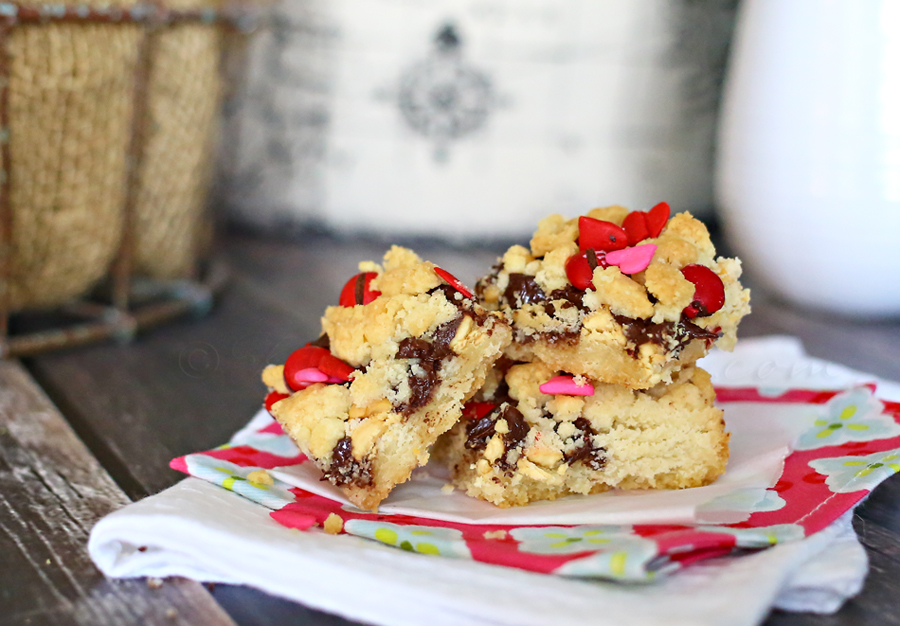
[262,205,750,511]
[437,204,749,507]
[264,246,511,510]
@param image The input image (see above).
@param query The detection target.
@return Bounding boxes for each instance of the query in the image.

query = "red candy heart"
[565,249,608,291]
[264,390,289,413]
[284,346,354,390]
[317,353,355,381]
[681,264,725,318]
[462,401,496,420]
[622,211,650,246]
[578,216,628,252]
[646,202,670,237]
[339,272,381,307]
[434,267,474,299]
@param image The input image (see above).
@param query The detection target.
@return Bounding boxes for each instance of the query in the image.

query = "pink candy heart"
[539,375,595,396]
[605,244,657,275]
[293,367,346,389]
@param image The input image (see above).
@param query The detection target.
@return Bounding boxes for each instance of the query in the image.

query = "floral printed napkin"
[167,344,900,582]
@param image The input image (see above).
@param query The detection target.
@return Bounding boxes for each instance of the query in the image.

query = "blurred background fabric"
[218,0,738,239]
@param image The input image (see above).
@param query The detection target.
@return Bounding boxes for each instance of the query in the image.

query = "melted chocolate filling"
[310,334,331,350]
[429,284,466,310]
[393,316,463,416]
[564,417,606,470]
[465,413,497,451]
[464,404,530,470]
[354,273,367,305]
[325,436,373,487]
[547,286,588,312]
[504,274,547,307]
[614,315,719,358]
[501,406,529,450]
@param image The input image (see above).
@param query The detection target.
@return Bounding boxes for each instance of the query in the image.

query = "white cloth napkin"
[89,479,866,626]
[89,336,893,626]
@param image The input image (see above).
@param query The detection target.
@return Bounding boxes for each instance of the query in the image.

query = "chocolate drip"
[396,338,431,359]
[465,413,497,451]
[310,334,331,350]
[394,316,463,416]
[564,417,606,470]
[429,284,466,310]
[464,404,530,470]
[547,286,589,312]
[431,316,463,354]
[504,274,547,308]
[354,273,367,305]
[614,315,719,358]
[325,436,373,487]
[501,406,529,450]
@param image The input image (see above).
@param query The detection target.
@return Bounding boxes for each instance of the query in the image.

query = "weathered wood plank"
[0,360,236,626]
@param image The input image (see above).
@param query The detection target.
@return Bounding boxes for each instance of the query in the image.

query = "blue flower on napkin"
[795,388,899,450]
[346,520,472,558]
[809,449,900,493]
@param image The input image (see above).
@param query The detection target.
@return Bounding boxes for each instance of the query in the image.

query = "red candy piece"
[317,353,355,382]
[462,401,496,420]
[681,264,725,318]
[646,202,670,237]
[284,346,354,390]
[565,250,608,291]
[622,211,650,246]
[434,267,474,299]
[264,390,289,413]
[339,272,381,307]
[578,216,628,252]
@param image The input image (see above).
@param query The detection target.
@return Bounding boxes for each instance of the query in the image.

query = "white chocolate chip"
[449,315,474,351]
[526,446,564,468]
[484,434,505,462]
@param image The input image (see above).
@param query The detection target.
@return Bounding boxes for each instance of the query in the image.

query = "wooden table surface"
[5,229,900,626]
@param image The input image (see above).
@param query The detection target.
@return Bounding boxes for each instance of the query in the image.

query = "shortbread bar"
[475,205,750,389]
[435,360,728,508]
[265,246,511,511]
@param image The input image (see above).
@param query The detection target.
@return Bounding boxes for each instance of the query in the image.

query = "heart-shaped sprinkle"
[284,346,355,390]
[646,202,670,237]
[317,353,355,382]
[622,211,650,246]
[539,375,595,396]
[578,216,628,252]
[434,267,474,299]
[339,272,381,307]
[293,367,330,384]
[681,264,725,318]
[565,249,608,290]
[264,390,289,413]
[462,401,497,420]
[605,244,657,275]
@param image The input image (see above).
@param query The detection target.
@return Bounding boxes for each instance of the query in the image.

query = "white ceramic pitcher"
[716,0,900,317]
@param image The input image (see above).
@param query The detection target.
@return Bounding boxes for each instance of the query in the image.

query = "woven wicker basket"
[0,0,243,313]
